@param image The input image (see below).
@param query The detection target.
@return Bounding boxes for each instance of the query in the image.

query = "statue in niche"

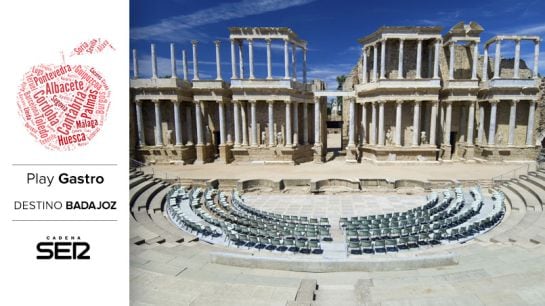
[386,127,393,146]
[261,131,267,145]
[276,132,283,146]
[496,130,504,145]
[420,131,427,145]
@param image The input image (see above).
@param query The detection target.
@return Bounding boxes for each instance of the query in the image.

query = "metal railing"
[491,162,538,186]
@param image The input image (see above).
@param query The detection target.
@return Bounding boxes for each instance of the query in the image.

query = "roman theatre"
[130,22,545,305]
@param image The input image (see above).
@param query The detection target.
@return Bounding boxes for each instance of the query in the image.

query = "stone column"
[285,101,292,146]
[398,39,404,79]
[348,99,355,146]
[449,42,455,80]
[370,102,377,145]
[488,100,498,145]
[534,39,540,78]
[472,42,479,80]
[494,40,501,79]
[293,102,299,145]
[214,40,222,80]
[238,41,244,79]
[395,100,402,146]
[467,101,475,145]
[241,102,248,146]
[132,49,138,79]
[267,101,274,146]
[248,39,255,80]
[233,101,241,147]
[361,103,367,145]
[170,43,177,78]
[266,39,272,79]
[430,101,438,146]
[372,44,378,82]
[427,45,433,78]
[482,46,489,81]
[135,101,145,146]
[153,100,163,146]
[303,48,308,84]
[507,100,518,145]
[303,102,309,144]
[230,39,237,79]
[527,100,536,146]
[314,97,321,145]
[477,102,485,145]
[191,40,199,80]
[378,101,385,146]
[412,101,421,146]
[250,100,257,146]
[151,44,158,79]
[444,102,452,145]
[218,101,226,145]
[284,39,290,79]
[380,39,386,79]
[433,39,440,79]
[173,101,182,146]
[185,105,193,145]
[195,101,203,145]
[416,39,423,79]
[362,46,368,83]
[182,50,189,81]
[514,39,521,79]
[291,43,297,81]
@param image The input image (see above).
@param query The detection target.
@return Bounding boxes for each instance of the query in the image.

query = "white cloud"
[131,0,316,42]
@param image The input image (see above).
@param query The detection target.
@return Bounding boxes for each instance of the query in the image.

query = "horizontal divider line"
[12,219,118,222]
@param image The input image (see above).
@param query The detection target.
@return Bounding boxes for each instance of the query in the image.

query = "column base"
[195,144,215,164]
[345,145,359,163]
[313,144,325,163]
[218,144,234,164]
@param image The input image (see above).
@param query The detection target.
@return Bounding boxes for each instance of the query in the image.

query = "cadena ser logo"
[36,235,90,260]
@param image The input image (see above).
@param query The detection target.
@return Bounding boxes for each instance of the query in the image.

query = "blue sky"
[130,0,545,89]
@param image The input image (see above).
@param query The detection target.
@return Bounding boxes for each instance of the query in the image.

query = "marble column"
[214,40,222,80]
[268,101,274,146]
[444,101,452,145]
[398,39,404,79]
[527,100,536,146]
[135,101,145,146]
[250,101,257,146]
[361,103,367,145]
[218,101,226,145]
[488,101,498,145]
[482,46,489,81]
[266,39,272,79]
[514,39,521,78]
[248,39,255,80]
[467,101,475,145]
[378,101,385,146]
[291,43,297,81]
[494,40,501,79]
[314,97,321,145]
[132,49,138,79]
[191,40,199,80]
[238,41,245,79]
[284,39,290,79]
[433,39,440,79]
[170,43,177,78]
[416,39,423,79]
[151,44,158,79]
[230,39,237,79]
[395,100,402,146]
[430,101,438,146]
[153,100,163,146]
[380,39,386,79]
[303,48,308,84]
[182,50,189,81]
[508,100,517,145]
[233,101,241,147]
[476,102,485,145]
[412,101,421,146]
[449,42,455,80]
[472,42,479,80]
[185,105,193,145]
[293,102,299,145]
[372,44,378,82]
[285,101,292,146]
[241,102,248,146]
[534,39,540,78]
[362,46,368,83]
[348,99,355,146]
[195,101,203,145]
[370,102,377,145]
[303,102,309,144]
[173,101,182,146]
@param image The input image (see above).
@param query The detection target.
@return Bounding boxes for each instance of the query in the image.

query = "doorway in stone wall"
[450,132,457,155]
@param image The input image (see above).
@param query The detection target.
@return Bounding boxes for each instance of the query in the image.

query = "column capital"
[217,100,225,105]
[414,100,421,105]
[489,100,499,105]
[135,100,143,106]
[152,99,161,104]
[396,100,403,105]
[377,100,386,105]
[266,100,274,105]
[191,40,199,45]
[214,40,221,46]
[313,96,320,103]
[265,38,272,44]
[417,37,423,42]
[284,100,292,104]
[443,100,452,105]
[230,38,237,43]
[171,99,180,105]
[429,100,439,105]
[249,99,257,104]
[510,99,520,105]
[238,39,244,46]
[535,38,541,44]
[193,99,201,104]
